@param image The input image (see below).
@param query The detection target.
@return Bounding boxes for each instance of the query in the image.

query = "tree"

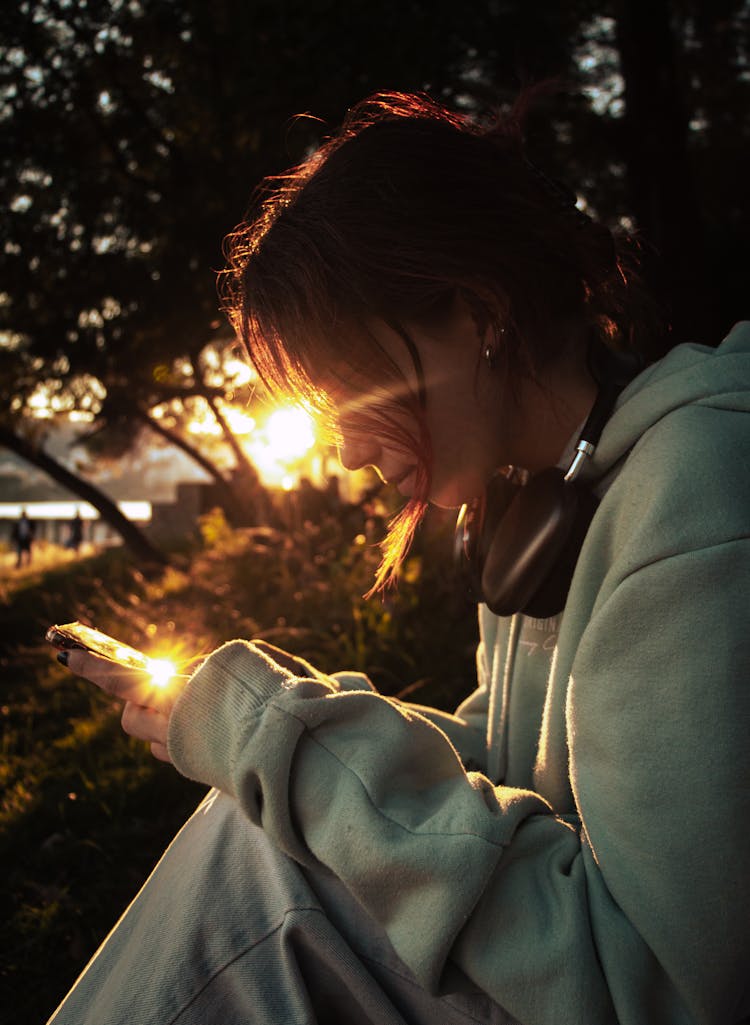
[573,0,750,345]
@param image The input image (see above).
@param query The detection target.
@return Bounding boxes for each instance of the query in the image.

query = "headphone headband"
[455,342,641,617]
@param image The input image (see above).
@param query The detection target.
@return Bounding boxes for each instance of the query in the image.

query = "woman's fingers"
[121,703,173,765]
[121,701,169,748]
[62,648,175,712]
[57,648,183,766]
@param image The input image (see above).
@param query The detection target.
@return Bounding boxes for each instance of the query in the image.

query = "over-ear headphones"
[455,343,641,618]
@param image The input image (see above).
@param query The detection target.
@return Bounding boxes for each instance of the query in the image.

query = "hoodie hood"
[584,321,750,481]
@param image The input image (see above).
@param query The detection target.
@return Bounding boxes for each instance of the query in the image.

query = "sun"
[264,407,316,461]
[243,406,318,487]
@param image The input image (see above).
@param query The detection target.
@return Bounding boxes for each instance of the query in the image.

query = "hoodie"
[168,322,750,1025]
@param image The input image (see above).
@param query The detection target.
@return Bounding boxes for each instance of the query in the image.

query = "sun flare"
[264,408,316,461]
[244,406,317,487]
[146,658,176,688]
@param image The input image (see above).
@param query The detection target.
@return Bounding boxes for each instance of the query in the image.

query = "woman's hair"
[221,90,654,592]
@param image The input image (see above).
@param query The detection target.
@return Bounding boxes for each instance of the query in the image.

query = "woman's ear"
[457,287,510,344]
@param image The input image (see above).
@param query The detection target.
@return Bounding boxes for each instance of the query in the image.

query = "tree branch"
[0,423,167,565]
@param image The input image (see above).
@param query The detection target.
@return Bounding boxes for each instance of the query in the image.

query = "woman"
[50,93,750,1025]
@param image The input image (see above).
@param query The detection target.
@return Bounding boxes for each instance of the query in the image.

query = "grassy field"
[0,508,478,1024]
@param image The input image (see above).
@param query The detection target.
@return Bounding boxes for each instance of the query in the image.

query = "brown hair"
[221,91,652,591]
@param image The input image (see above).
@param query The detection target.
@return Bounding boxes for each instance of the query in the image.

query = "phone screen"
[46,622,151,670]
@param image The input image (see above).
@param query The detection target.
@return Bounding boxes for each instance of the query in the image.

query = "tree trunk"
[204,395,261,485]
[205,395,271,524]
[133,406,247,522]
[0,425,168,566]
[613,0,719,346]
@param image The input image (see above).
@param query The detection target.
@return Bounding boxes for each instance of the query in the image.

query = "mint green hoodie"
[168,322,750,1025]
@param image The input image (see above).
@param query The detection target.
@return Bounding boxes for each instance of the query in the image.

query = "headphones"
[455,343,641,618]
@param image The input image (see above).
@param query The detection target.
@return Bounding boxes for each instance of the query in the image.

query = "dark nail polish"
[57,650,69,666]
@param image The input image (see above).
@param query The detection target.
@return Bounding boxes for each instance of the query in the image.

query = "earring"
[483,324,506,371]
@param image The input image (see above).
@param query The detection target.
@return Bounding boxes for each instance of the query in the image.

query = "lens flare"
[147,658,176,688]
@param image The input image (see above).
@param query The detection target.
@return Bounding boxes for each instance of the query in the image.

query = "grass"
[0,506,478,1024]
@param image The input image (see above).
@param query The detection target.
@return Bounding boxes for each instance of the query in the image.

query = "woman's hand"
[59,648,188,764]
[57,640,310,763]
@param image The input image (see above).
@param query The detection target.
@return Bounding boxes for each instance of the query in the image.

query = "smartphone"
[46,621,152,670]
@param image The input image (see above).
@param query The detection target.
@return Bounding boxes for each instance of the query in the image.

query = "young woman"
[50,93,750,1025]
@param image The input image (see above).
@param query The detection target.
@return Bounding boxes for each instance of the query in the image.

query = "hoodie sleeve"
[398,701,489,771]
[168,635,621,1022]
[399,609,498,773]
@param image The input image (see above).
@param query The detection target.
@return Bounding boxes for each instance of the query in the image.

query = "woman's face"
[336,302,505,509]
[337,298,596,509]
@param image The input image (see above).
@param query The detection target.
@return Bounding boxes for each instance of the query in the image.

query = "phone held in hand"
[46,621,153,671]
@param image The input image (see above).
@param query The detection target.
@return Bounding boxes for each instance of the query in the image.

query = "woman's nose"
[339,433,382,472]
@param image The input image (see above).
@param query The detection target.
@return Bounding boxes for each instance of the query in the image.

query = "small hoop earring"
[484,344,497,370]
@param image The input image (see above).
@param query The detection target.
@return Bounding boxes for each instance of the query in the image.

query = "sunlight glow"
[0,502,151,521]
[243,407,317,488]
[186,403,221,435]
[185,403,255,437]
[265,408,316,461]
[146,658,176,688]
[181,398,319,489]
[223,407,255,435]
[223,358,256,385]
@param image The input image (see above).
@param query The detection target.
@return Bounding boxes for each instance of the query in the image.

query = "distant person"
[67,511,84,554]
[51,91,749,1025]
[12,509,35,568]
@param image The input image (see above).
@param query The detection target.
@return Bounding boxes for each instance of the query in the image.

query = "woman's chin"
[427,477,485,510]
[394,467,484,509]
[394,469,418,499]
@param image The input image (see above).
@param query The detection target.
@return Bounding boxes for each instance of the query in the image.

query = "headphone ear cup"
[480,468,580,617]
[455,470,522,603]
[522,480,598,618]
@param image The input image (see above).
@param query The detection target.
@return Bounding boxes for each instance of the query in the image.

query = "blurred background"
[1,2,749,1021]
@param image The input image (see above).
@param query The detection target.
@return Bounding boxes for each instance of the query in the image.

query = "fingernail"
[57,650,69,666]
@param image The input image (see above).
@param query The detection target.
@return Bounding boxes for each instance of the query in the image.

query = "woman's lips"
[372,462,418,494]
